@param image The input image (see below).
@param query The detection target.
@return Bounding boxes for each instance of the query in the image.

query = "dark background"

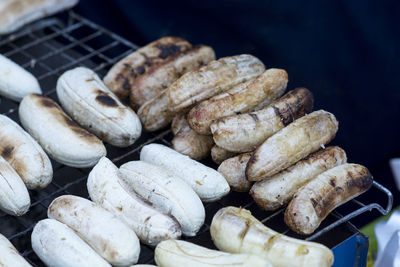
[75,0,400,225]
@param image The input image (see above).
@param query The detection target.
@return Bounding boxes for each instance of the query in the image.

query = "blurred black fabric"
[76,1,400,223]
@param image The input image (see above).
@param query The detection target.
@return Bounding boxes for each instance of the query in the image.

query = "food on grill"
[130,45,216,108]
[0,54,41,101]
[0,156,30,216]
[0,0,79,34]
[19,94,106,168]
[218,152,253,192]
[251,146,347,211]
[104,36,192,101]
[0,114,52,189]
[211,145,237,164]
[285,163,373,235]
[87,157,181,246]
[141,144,230,202]
[188,68,288,135]
[210,206,334,267]
[31,218,111,267]
[246,109,338,181]
[171,114,214,160]
[48,195,140,266]
[154,240,272,267]
[120,161,205,236]
[167,54,265,113]
[211,87,314,153]
[0,233,32,267]
[57,67,142,147]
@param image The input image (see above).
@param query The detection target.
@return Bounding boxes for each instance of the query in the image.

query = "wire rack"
[0,10,393,266]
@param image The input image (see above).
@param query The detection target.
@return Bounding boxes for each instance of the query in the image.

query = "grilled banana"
[218,153,253,192]
[210,206,334,267]
[154,240,272,267]
[0,114,52,189]
[211,145,237,165]
[0,54,41,101]
[57,67,142,147]
[120,161,205,236]
[246,110,338,181]
[188,68,288,134]
[140,144,230,202]
[167,54,265,113]
[87,157,181,246]
[48,195,140,267]
[0,233,32,267]
[31,219,111,267]
[211,87,314,153]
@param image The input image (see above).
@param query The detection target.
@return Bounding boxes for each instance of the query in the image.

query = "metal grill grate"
[0,11,393,266]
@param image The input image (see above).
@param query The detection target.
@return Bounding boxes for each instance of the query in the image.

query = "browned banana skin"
[167,54,265,113]
[211,145,237,164]
[188,68,288,135]
[130,45,216,109]
[172,115,214,160]
[217,153,253,192]
[211,87,314,153]
[284,163,373,235]
[246,110,338,181]
[250,146,347,211]
[104,37,192,100]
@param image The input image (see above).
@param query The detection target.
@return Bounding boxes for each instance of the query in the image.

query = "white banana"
[0,114,52,189]
[120,161,205,236]
[210,206,334,267]
[0,233,32,267]
[57,67,142,147]
[154,240,272,267]
[0,54,41,101]
[31,219,111,267]
[140,144,230,202]
[48,195,140,267]
[18,94,106,168]
[0,155,30,216]
[87,157,182,246]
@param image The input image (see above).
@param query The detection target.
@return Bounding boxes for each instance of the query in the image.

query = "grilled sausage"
[246,110,338,181]
[167,54,265,113]
[284,163,373,235]
[57,67,142,147]
[0,233,31,267]
[188,68,288,134]
[140,144,230,202]
[172,114,214,160]
[154,240,273,267]
[130,45,216,109]
[211,87,314,153]
[48,195,140,267]
[87,157,181,246]
[217,153,253,192]
[210,206,334,267]
[120,161,205,236]
[19,94,106,168]
[104,37,192,100]
[31,219,111,267]
[0,54,41,101]
[0,114,52,189]
[211,145,237,164]
[250,146,347,211]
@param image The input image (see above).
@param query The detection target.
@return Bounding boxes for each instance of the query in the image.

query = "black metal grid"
[0,11,393,266]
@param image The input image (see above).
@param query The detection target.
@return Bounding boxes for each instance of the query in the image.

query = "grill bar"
[0,10,392,265]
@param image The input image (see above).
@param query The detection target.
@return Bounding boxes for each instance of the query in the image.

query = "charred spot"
[122,78,130,91]
[95,94,118,107]
[272,105,292,126]
[62,116,94,138]
[115,73,124,82]
[136,66,145,75]
[346,170,373,191]
[1,146,14,159]
[40,98,58,108]
[329,178,336,187]
[310,198,319,208]
[248,113,259,122]
[156,43,183,59]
